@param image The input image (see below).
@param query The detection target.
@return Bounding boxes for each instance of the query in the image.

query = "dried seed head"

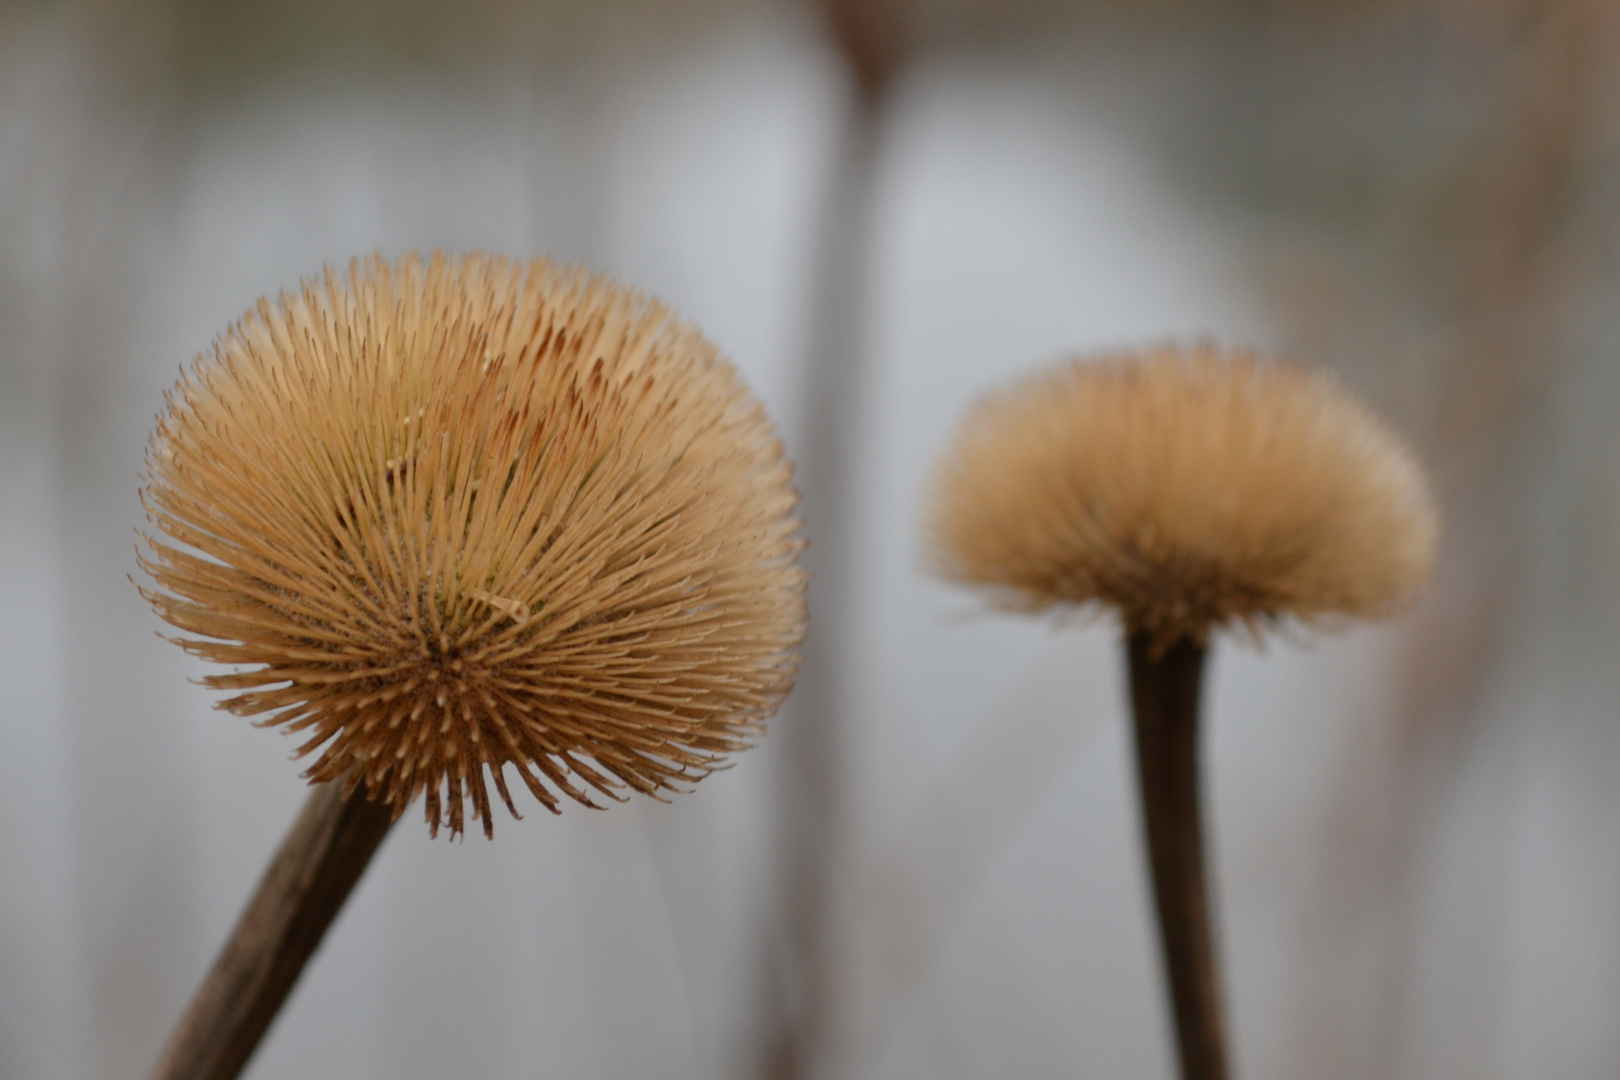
[925,343,1438,647]
[140,252,806,838]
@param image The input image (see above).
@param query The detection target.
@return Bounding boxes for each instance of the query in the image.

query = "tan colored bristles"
[139,252,806,839]
[924,343,1438,646]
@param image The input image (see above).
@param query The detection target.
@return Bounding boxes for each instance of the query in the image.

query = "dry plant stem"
[762,3,902,1074]
[149,783,395,1080]
[1127,632,1227,1080]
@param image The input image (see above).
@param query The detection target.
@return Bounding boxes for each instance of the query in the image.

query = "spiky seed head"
[924,343,1438,647]
[139,252,807,839]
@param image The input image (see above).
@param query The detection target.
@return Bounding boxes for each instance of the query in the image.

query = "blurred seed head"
[925,343,1438,647]
[140,252,806,838]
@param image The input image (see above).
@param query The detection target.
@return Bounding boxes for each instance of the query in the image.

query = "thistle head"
[140,252,806,838]
[924,343,1437,647]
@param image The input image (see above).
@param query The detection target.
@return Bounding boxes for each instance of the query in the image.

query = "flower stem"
[1126,631,1228,1080]
[148,782,396,1080]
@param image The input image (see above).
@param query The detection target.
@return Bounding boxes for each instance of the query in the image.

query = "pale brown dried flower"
[925,343,1438,646]
[140,252,806,838]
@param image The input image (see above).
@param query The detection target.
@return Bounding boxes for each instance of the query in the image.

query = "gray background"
[2,1,1618,1077]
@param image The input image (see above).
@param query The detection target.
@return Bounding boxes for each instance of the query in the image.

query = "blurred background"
[3,0,1620,1077]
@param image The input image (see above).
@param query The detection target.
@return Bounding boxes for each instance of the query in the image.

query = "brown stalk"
[760,4,906,1078]
[1127,631,1226,1080]
[147,783,395,1080]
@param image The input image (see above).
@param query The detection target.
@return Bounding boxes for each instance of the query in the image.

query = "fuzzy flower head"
[925,343,1437,647]
[140,252,806,838]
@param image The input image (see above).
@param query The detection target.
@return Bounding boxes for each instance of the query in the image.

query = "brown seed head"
[139,252,807,838]
[924,343,1438,647]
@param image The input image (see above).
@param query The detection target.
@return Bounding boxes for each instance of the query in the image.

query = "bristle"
[924,343,1438,646]
[140,252,807,838]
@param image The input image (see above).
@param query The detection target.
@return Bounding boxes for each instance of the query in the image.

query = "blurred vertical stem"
[765,2,906,1077]
[148,783,395,1080]
[1127,632,1227,1080]
[1262,3,1610,1074]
